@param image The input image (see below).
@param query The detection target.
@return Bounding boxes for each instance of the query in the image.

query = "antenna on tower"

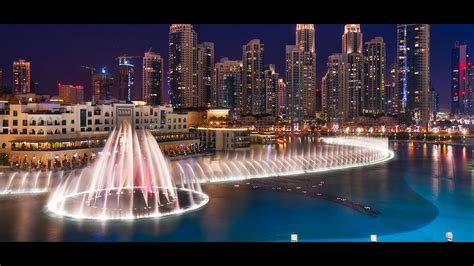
[148,47,153,53]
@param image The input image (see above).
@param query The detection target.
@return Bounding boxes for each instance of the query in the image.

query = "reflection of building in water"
[0,97,193,169]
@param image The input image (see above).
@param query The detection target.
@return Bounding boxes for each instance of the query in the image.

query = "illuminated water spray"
[47,121,208,221]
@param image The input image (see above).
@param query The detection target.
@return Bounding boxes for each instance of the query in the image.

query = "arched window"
[1,143,6,149]
[29,129,36,135]
[54,129,60,134]
[38,129,44,135]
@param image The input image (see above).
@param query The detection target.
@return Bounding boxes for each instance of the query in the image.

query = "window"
[88,111,92,117]
[173,118,176,123]
[1,143,5,149]
[62,128,66,134]
[13,120,18,126]
[104,127,109,131]
[96,127,100,131]
[71,119,75,124]
[136,112,139,117]
[71,128,75,132]
[22,120,27,126]
[21,129,27,134]
[62,120,66,125]
[88,119,92,125]
[136,119,139,124]
[80,110,86,127]
[81,128,85,132]
[13,111,18,116]
[178,118,181,123]
[168,125,171,130]
[184,125,187,129]
[174,125,176,129]
[87,128,92,132]
[2,120,7,127]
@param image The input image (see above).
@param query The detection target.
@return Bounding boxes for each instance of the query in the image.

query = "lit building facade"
[451,42,471,115]
[213,58,242,112]
[277,78,286,116]
[397,24,430,124]
[323,53,348,126]
[285,24,316,125]
[13,59,30,94]
[197,127,250,151]
[242,39,265,115]
[197,42,214,107]
[0,102,190,168]
[342,24,363,54]
[264,64,278,116]
[429,84,439,121]
[92,68,114,103]
[388,63,399,114]
[58,84,84,104]
[142,51,163,106]
[346,53,364,119]
[169,24,198,108]
[363,37,386,114]
[118,58,135,101]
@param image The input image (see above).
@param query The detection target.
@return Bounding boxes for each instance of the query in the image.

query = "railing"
[11,143,105,152]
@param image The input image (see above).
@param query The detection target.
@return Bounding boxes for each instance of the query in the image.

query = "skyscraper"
[30,81,39,93]
[213,58,242,111]
[296,24,315,53]
[363,37,386,115]
[58,84,84,104]
[118,58,135,101]
[342,24,363,54]
[197,42,215,107]
[169,24,198,108]
[286,24,317,125]
[13,59,30,94]
[429,84,439,121]
[92,67,114,103]
[342,24,364,120]
[142,51,163,106]
[346,53,364,119]
[323,53,348,126]
[385,83,394,114]
[277,78,287,116]
[242,39,265,115]
[264,64,279,116]
[397,24,430,124]
[388,63,399,114]
[451,42,470,115]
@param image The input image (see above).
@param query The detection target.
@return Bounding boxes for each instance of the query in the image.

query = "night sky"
[2,24,474,111]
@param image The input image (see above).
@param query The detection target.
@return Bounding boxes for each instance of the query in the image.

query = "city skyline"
[2,24,474,110]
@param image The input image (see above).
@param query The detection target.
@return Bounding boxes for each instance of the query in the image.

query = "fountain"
[172,136,394,183]
[0,171,53,195]
[47,121,208,221]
